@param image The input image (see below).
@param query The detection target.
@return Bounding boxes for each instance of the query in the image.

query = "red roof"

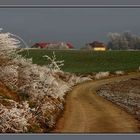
[32,42,74,49]
[35,43,49,48]
[66,43,74,49]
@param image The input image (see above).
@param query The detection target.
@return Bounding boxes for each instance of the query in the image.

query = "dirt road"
[54,73,140,133]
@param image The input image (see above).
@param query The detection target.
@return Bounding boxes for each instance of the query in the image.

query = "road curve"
[54,73,140,133]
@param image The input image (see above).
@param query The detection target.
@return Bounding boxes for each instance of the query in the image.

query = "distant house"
[87,41,107,51]
[31,42,74,49]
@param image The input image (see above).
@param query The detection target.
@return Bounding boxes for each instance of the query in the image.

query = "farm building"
[86,41,107,51]
[31,42,74,49]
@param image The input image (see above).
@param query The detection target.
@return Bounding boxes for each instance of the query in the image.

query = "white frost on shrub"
[0,65,19,90]
[0,29,20,57]
[43,51,64,72]
[0,30,91,100]
[77,77,92,83]
[95,71,110,79]
[115,71,124,75]
[0,29,91,132]
[0,100,32,133]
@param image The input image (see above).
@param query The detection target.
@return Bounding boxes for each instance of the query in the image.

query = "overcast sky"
[0,1,140,47]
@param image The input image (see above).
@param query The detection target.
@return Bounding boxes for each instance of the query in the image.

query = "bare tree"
[107,31,140,50]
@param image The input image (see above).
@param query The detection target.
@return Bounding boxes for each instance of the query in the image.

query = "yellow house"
[88,41,107,51]
[93,46,106,51]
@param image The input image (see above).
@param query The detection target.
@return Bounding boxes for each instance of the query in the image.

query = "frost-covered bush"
[0,65,18,90]
[67,74,92,85]
[43,51,64,72]
[115,71,124,75]
[0,29,91,132]
[95,72,110,80]
[0,100,32,133]
[0,29,20,58]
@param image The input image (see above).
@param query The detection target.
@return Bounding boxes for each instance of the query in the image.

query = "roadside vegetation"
[0,30,91,133]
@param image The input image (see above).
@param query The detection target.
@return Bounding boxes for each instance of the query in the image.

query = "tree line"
[107,31,140,50]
